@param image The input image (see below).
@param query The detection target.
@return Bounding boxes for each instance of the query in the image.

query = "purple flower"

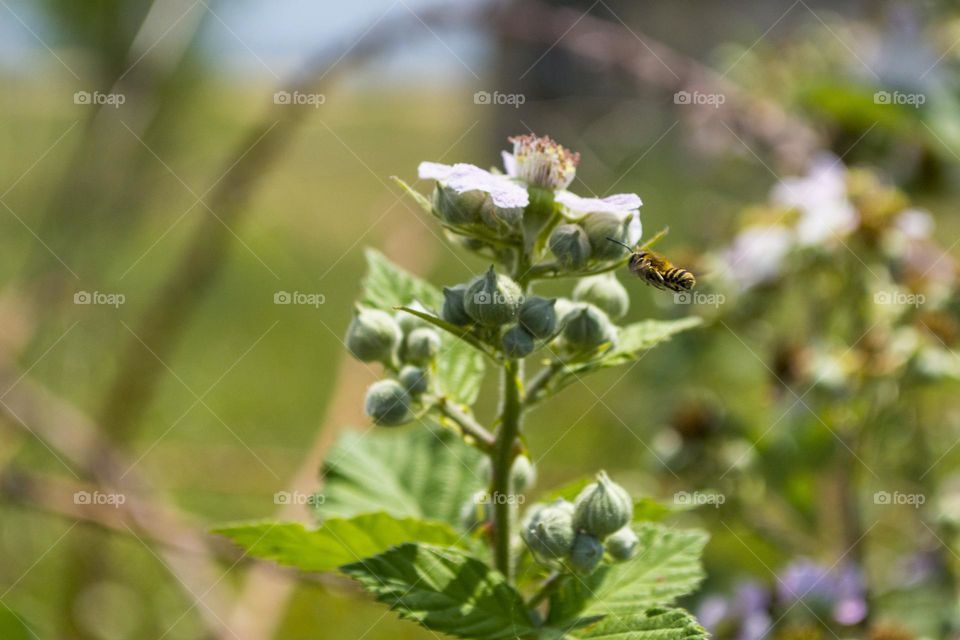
[697,580,772,640]
[777,559,867,626]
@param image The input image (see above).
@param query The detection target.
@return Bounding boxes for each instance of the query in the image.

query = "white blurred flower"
[895,208,935,239]
[771,155,858,246]
[417,161,529,209]
[723,225,793,290]
[554,191,643,245]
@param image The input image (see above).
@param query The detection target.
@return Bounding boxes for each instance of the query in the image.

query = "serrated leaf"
[362,248,443,311]
[437,336,487,404]
[548,524,707,625]
[571,607,706,640]
[214,513,463,573]
[342,543,536,640]
[316,425,484,527]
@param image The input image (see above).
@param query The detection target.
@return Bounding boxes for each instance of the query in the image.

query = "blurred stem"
[436,398,495,452]
[527,570,565,609]
[492,357,523,580]
[523,360,562,408]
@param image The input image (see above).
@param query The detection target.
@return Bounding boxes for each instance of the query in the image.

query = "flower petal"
[418,161,529,208]
[555,191,643,219]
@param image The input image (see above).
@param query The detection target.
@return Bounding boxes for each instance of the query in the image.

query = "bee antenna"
[606,237,633,250]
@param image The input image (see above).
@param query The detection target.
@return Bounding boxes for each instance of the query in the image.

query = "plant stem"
[526,571,565,610]
[437,398,495,452]
[492,357,523,579]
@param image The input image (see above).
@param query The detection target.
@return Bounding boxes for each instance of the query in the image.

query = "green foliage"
[214,513,463,573]
[571,607,706,640]
[548,524,707,625]
[315,425,484,526]
[0,607,35,640]
[341,543,537,640]
[362,248,443,310]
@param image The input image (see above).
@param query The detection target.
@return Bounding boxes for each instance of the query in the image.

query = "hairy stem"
[437,398,495,452]
[492,357,523,579]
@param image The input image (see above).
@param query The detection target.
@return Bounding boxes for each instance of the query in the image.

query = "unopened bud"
[364,379,413,426]
[501,325,535,358]
[569,533,604,574]
[518,296,558,339]
[463,266,523,327]
[396,301,430,334]
[573,274,630,320]
[562,304,615,351]
[605,526,639,561]
[398,365,429,397]
[511,455,537,492]
[581,212,631,260]
[441,284,472,326]
[404,327,441,365]
[573,470,633,538]
[433,185,485,225]
[460,490,492,531]
[549,224,591,270]
[346,307,401,363]
[522,500,576,560]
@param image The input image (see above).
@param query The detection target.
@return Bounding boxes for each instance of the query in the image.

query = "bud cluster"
[521,471,638,575]
[346,302,442,427]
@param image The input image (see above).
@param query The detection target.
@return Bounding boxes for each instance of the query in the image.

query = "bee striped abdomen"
[662,267,696,292]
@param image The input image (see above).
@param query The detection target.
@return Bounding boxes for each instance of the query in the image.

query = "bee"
[607,234,696,292]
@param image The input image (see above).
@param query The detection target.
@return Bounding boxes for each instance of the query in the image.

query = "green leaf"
[214,513,463,573]
[548,524,707,625]
[342,543,536,640]
[316,424,484,527]
[362,248,443,311]
[549,317,703,394]
[0,606,36,640]
[571,607,706,640]
[437,335,488,404]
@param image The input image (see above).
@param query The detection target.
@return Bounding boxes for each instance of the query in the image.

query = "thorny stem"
[492,357,523,579]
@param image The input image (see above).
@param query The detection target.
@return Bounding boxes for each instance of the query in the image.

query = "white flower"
[771,155,858,246]
[895,208,934,239]
[555,191,643,245]
[502,134,580,190]
[724,225,793,290]
[417,161,529,209]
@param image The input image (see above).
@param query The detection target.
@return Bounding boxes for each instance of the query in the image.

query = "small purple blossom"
[777,559,867,626]
[697,580,772,640]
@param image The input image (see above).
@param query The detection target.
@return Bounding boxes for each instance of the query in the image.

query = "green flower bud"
[553,298,576,326]
[398,365,429,397]
[522,500,576,560]
[346,307,401,363]
[480,204,524,235]
[433,185,485,225]
[364,379,413,427]
[510,455,537,492]
[562,304,615,351]
[549,224,591,270]
[463,267,522,327]
[605,526,639,561]
[573,471,634,538]
[404,327,441,365]
[460,490,492,531]
[518,296,558,339]
[582,212,630,260]
[441,284,472,326]
[395,301,430,334]
[573,274,630,320]
[501,325,535,358]
[568,533,604,574]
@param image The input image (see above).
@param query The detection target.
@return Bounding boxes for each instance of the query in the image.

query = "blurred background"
[2,0,960,638]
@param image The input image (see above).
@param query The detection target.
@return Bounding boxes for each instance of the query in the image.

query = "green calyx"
[364,379,414,427]
[573,470,634,539]
[346,307,402,363]
[463,266,523,327]
[573,273,630,320]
